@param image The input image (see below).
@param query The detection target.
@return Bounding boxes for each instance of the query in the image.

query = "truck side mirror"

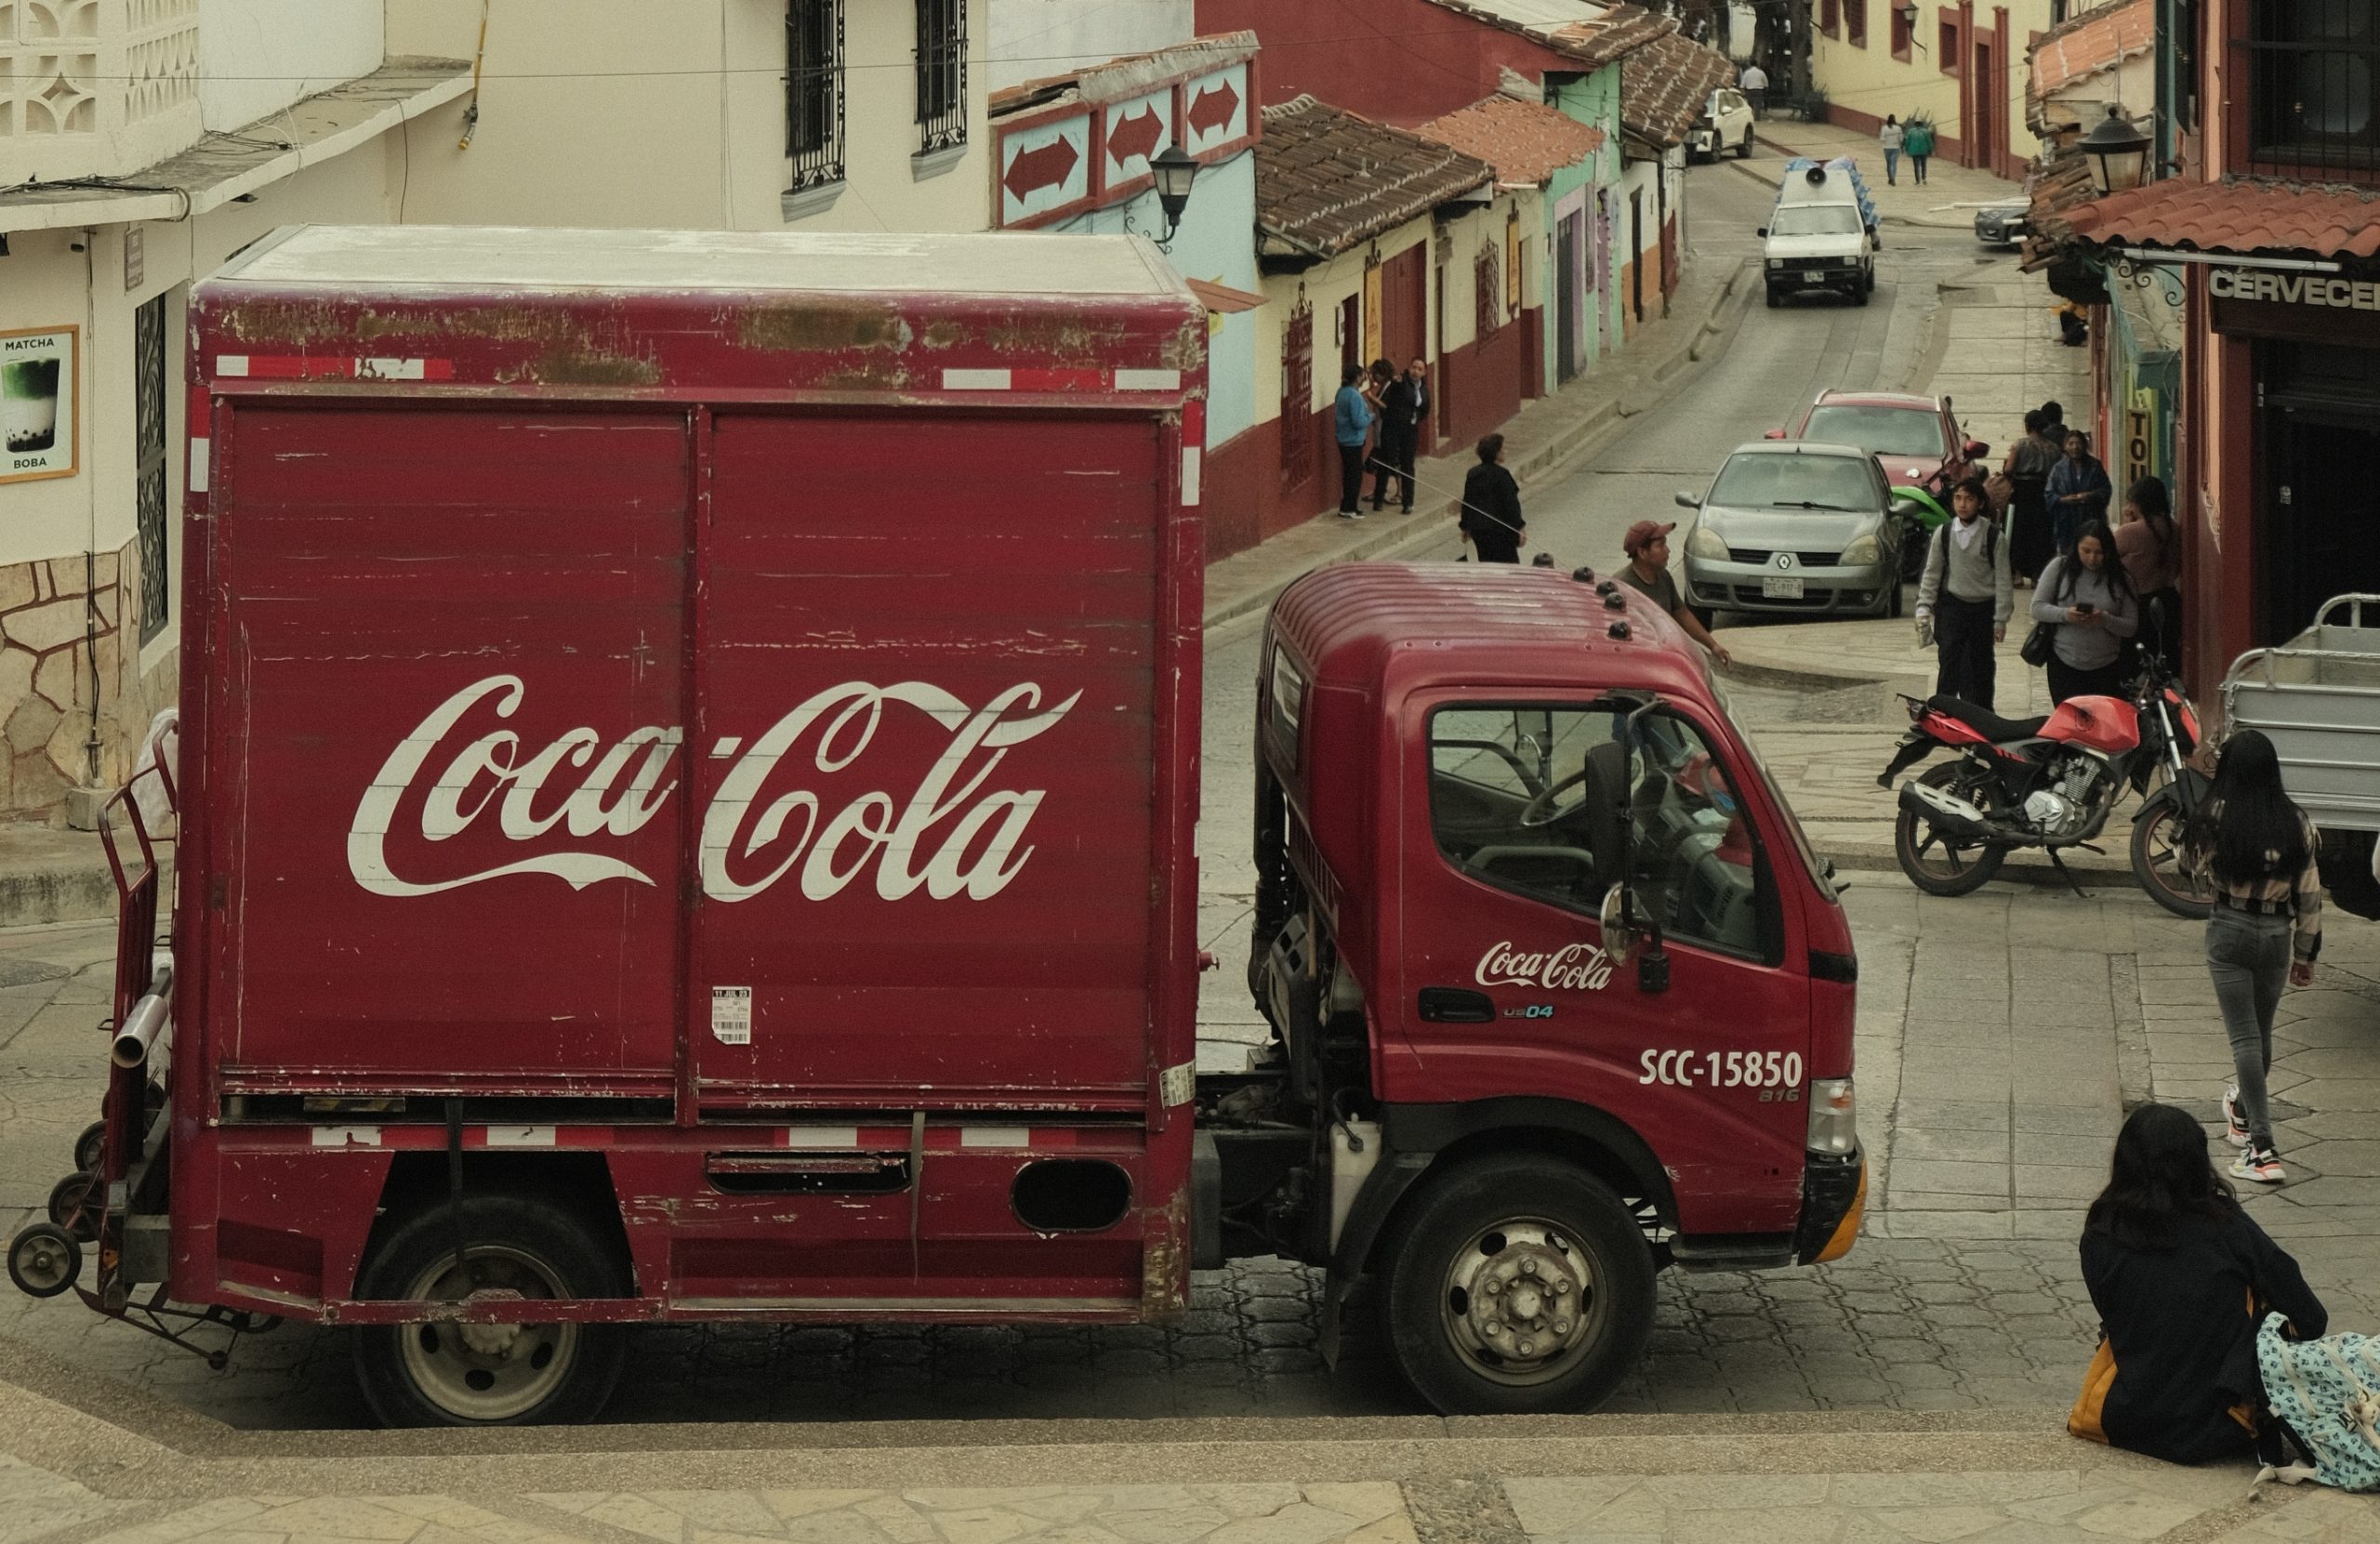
[1964,439,1990,459]
[1755,226,1768,237]
[1763,429,1786,441]
[1673,490,1702,508]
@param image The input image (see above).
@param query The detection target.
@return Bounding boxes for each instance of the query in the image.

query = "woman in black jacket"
[2078,1102,2327,1463]
[1459,434,1523,563]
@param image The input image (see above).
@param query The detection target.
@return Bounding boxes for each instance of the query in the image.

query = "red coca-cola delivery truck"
[7,226,1862,1425]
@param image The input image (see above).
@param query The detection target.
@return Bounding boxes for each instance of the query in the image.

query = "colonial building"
[1811,0,2070,178]
[1,4,467,819]
[2031,0,2380,689]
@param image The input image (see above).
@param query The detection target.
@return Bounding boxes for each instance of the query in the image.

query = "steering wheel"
[1519,766,1593,828]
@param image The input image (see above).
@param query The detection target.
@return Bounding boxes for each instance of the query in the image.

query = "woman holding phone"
[2030,519,2137,704]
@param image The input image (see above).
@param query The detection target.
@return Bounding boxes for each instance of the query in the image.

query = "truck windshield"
[1803,404,1942,458]
[1706,454,1876,512]
[1769,205,1864,236]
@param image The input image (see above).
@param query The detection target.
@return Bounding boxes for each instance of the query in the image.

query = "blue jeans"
[1884,148,1900,182]
[2207,909,2294,1151]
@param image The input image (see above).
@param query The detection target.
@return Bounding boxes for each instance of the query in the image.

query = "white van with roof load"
[1761,158,1877,308]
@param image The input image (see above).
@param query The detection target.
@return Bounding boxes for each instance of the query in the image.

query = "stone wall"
[0,536,176,819]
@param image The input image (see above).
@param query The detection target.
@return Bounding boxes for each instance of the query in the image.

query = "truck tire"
[351,1194,629,1427]
[1765,287,1780,309]
[1852,283,1871,307]
[1381,1155,1654,1415]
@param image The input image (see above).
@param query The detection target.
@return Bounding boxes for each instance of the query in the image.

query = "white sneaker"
[2222,1086,2252,1148]
[2230,1148,2285,1185]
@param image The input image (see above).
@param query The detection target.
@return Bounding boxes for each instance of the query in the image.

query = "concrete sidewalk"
[1747,117,2027,231]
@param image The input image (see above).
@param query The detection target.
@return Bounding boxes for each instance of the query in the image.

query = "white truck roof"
[218,225,1191,298]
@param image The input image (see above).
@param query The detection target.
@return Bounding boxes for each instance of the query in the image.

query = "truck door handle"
[1417,987,1495,1023]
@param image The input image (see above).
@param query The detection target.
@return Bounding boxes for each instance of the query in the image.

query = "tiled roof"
[989,32,1259,117]
[2021,146,2100,259]
[2060,175,2380,260]
[1256,96,1497,257]
[1415,95,1606,187]
[2030,0,2152,98]
[1620,31,1735,149]
[1421,0,1677,72]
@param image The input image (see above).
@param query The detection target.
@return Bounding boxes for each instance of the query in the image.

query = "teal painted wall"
[1543,69,1626,392]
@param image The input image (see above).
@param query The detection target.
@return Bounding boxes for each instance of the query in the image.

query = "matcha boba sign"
[2,327,78,484]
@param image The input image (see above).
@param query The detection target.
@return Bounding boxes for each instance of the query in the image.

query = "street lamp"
[1150,145,1199,248]
[2079,104,2151,197]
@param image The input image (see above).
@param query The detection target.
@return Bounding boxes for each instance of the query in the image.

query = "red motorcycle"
[1883,653,2209,911]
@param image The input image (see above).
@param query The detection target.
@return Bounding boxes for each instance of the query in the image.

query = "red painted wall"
[1442,310,1533,450]
[1196,0,1579,123]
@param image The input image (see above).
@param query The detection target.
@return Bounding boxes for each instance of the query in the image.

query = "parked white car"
[1689,88,1755,162]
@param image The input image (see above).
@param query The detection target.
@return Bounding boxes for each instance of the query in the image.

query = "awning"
[1186,277,1266,313]
[1,58,472,234]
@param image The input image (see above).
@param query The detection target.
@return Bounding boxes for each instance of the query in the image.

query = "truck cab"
[1762,159,1878,308]
[1222,562,1862,1414]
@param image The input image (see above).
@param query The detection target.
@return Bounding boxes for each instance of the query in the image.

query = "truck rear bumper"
[1794,1148,1866,1265]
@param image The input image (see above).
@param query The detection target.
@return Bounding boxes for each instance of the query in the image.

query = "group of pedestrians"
[1331,357,1430,520]
[1911,399,2182,710]
[1876,114,1935,185]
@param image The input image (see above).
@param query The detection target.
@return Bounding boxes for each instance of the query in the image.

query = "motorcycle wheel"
[1895,761,2009,896]
[2130,787,2212,919]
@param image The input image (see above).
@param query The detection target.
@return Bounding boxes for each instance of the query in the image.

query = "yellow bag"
[2070,1338,2116,1443]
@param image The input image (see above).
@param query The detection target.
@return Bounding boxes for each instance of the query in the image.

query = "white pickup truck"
[1761,159,1877,309]
[2222,594,2380,917]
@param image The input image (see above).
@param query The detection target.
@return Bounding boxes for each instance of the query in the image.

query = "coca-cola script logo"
[347,675,1079,902]
[1474,940,1616,993]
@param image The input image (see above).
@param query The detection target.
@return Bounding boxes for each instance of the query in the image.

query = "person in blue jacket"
[2045,428,2113,555]
[1333,363,1375,519]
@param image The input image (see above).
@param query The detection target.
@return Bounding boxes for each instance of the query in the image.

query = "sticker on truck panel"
[712,985,753,1046]
[1639,1048,1804,1092]
[1474,941,1614,992]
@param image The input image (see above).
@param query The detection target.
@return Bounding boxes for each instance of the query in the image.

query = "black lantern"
[1151,145,1199,246]
[2079,104,2151,197]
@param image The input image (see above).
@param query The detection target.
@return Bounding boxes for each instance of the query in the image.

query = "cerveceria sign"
[2208,268,2380,310]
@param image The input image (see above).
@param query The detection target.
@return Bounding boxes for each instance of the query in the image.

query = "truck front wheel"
[352,1195,628,1427]
[1382,1156,1654,1414]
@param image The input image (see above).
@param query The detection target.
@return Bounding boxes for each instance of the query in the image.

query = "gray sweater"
[1915,516,2013,625]
[2030,555,2138,669]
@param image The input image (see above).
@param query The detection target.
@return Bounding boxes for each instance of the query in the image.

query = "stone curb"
[1202,259,1758,633]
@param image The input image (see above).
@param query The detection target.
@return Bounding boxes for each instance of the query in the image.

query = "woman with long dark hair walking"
[2030,519,2137,704]
[2077,1102,2326,1462]
[2182,731,2323,1185]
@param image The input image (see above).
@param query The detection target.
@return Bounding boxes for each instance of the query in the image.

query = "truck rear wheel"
[351,1195,628,1427]
[1382,1156,1654,1415]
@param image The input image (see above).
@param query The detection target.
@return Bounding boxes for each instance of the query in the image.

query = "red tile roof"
[2030,0,2152,98]
[1421,0,1677,72]
[1256,97,1498,257]
[1620,31,1735,149]
[2061,176,2380,260]
[1416,94,1606,187]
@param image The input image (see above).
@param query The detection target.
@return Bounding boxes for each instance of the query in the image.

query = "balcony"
[1,0,203,188]
[2245,0,2380,180]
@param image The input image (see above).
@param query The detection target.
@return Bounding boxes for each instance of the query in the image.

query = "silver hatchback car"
[1675,442,1906,621]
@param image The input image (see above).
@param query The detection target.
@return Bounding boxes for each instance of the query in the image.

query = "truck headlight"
[1807,1077,1857,1155]
[1766,258,1784,271]
[1686,524,1728,561]
[1838,534,1879,566]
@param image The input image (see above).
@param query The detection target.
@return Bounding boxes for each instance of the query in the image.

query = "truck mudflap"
[1794,1149,1867,1265]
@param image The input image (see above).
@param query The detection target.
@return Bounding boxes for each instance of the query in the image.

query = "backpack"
[2256,1313,2380,1491]
[1931,518,1998,576]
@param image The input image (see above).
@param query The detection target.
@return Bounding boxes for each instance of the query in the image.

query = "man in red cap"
[1617,521,1731,666]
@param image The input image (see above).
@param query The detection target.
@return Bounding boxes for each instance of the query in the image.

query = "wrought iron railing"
[2246,0,2380,178]
[914,0,967,157]
[134,295,169,645]
[787,0,846,192]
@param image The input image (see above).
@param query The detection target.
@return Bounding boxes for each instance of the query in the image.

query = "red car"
[1767,389,1989,498]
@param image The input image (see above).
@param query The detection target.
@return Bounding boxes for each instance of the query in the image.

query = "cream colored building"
[0,3,466,820]
[385,0,992,231]
[1807,0,2111,179]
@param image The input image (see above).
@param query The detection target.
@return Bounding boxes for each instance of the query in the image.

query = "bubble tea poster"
[1,326,78,484]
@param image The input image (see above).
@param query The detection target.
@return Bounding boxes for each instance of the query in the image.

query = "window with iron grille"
[1281,299,1314,491]
[787,0,846,192]
[134,295,169,646]
[1845,0,1867,46]
[1890,0,1912,58]
[1475,241,1501,341]
[915,0,966,157]
[1820,0,1840,37]
[2248,0,2379,178]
